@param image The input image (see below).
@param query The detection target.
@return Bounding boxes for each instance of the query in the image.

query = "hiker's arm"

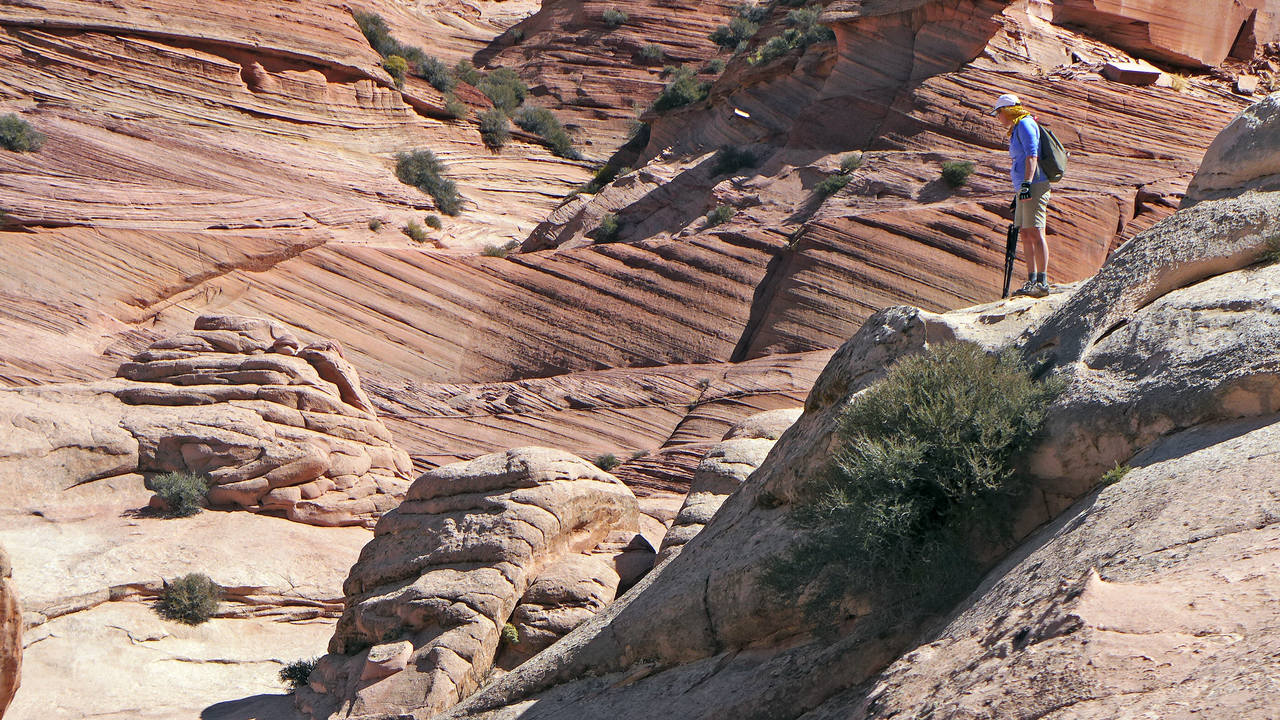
[1023,155,1039,187]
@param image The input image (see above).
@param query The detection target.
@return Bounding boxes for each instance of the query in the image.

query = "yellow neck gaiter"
[1002,105,1032,137]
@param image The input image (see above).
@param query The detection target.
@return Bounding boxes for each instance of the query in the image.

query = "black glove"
[1018,181,1032,201]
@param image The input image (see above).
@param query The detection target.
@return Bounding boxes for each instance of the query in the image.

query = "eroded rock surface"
[0,545,18,719]
[298,447,639,720]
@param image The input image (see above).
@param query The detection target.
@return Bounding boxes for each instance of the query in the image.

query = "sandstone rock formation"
[0,545,18,719]
[298,447,640,720]
[0,314,413,528]
[1183,90,1280,205]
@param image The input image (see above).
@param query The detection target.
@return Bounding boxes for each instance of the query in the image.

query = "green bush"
[594,453,621,471]
[747,5,834,65]
[395,150,463,215]
[1099,464,1132,486]
[478,108,510,150]
[603,8,629,27]
[424,214,443,230]
[509,28,525,44]
[500,622,520,645]
[712,145,757,176]
[763,343,1064,619]
[840,152,863,174]
[383,55,408,88]
[279,658,319,691]
[482,241,519,257]
[515,106,579,159]
[0,114,43,152]
[583,164,621,194]
[624,121,651,150]
[156,573,221,625]
[403,220,428,242]
[443,94,468,120]
[705,205,735,227]
[368,217,384,231]
[595,213,621,243]
[736,2,769,22]
[814,173,851,197]
[353,11,401,58]
[478,67,527,113]
[454,60,482,87]
[414,56,455,92]
[702,58,727,74]
[941,160,975,188]
[710,16,758,49]
[150,471,209,517]
[639,44,665,63]
[651,66,710,112]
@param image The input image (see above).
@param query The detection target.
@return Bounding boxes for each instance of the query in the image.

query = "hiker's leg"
[1020,227,1045,274]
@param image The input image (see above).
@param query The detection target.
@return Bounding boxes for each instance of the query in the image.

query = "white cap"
[988,93,1020,115]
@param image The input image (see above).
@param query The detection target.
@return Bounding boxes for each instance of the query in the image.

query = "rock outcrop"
[1183,90,1280,205]
[0,545,18,719]
[0,314,414,528]
[298,447,640,720]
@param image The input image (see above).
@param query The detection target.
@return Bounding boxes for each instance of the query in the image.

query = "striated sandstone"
[0,545,18,720]
[298,447,639,720]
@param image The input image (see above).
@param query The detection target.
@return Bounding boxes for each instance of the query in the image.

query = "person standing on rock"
[991,93,1051,298]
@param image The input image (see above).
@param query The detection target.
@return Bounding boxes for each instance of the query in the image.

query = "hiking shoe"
[1011,279,1039,297]
[1025,281,1050,298]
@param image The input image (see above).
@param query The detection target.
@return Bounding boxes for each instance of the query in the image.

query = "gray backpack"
[1037,123,1067,182]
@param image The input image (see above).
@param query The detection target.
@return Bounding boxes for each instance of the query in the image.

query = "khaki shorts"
[1013,181,1051,229]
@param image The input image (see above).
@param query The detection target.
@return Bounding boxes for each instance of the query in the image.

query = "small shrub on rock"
[0,114,44,152]
[705,205,735,227]
[500,622,520,645]
[403,220,428,242]
[482,241,518,257]
[280,658,319,691]
[443,94,468,120]
[595,213,621,243]
[747,5,834,65]
[603,8,629,27]
[639,44,665,63]
[764,343,1064,619]
[354,11,400,58]
[424,214,443,230]
[814,173,851,197]
[1099,463,1132,486]
[454,60,482,87]
[368,217,384,231]
[395,150,463,215]
[515,106,579,159]
[710,16,759,50]
[840,152,863,174]
[941,160,975,188]
[479,108,511,150]
[150,471,209,517]
[414,55,455,92]
[383,55,408,88]
[478,67,527,113]
[712,145,757,176]
[594,453,621,471]
[702,58,727,74]
[736,2,769,22]
[156,573,221,625]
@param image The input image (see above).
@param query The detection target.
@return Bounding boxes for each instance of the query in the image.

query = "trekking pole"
[1002,223,1018,298]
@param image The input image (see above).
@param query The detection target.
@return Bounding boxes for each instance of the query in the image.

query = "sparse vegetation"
[279,658,319,691]
[603,8,629,27]
[763,343,1064,620]
[1099,463,1132,486]
[736,2,769,22]
[594,453,621,471]
[478,67,527,113]
[454,60,482,87]
[814,173,851,197]
[415,56,456,92]
[500,622,520,645]
[710,16,759,50]
[747,4,835,65]
[651,66,710,112]
[702,58,727,74]
[583,164,622,194]
[482,241,519,257]
[353,11,402,58]
[478,108,511,150]
[383,55,408,88]
[639,44,665,63]
[595,213,621,243]
[443,94,468,120]
[424,214,443,230]
[509,28,525,44]
[149,471,209,518]
[403,219,428,242]
[395,149,463,215]
[0,114,44,152]
[840,152,863,174]
[354,11,454,91]
[1170,73,1189,92]
[712,145,758,176]
[941,160,976,188]
[705,205,735,227]
[514,106,580,159]
[368,217,384,231]
[156,573,221,625]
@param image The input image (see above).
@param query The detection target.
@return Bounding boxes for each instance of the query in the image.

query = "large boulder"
[1183,92,1280,206]
[0,545,19,718]
[298,447,640,720]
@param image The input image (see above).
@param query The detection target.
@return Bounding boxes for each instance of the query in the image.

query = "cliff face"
[0,545,18,719]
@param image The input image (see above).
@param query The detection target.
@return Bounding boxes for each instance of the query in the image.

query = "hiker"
[990,93,1051,298]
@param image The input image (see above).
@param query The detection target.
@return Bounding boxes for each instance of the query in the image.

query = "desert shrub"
[639,44,665,63]
[603,8,629,27]
[509,28,525,44]
[747,5,834,65]
[814,173,851,197]
[941,160,975,188]
[443,94,468,120]
[353,11,401,57]
[712,145,757,176]
[368,217,384,231]
[763,343,1064,619]
[595,213,621,243]
[651,66,709,111]
[403,220,428,242]
[413,56,455,92]
[454,60,482,87]
[149,471,208,517]
[156,573,221,625]
[705,205,735,227]
[0,114,43,152]
[500,622,520,645]
[1170,73,1189,92]
[478,67,527,112]
[702,58,727,74]
[478,108,511,150]
[383,55,408,87]
[1099,464,1132,486]
[583,164,621,194]
[736,2,769,22]
[840,152,863,174]
[482,241,519,257]
[624,121,651,150]
[710,16,758,50]
[514,106,579,159]
[424,214,443,230]
[279,658,319,691]
[395,150,463,215]
[594,453,621,471]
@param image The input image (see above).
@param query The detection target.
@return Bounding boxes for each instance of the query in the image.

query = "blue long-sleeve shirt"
[1010,116,1048,189]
